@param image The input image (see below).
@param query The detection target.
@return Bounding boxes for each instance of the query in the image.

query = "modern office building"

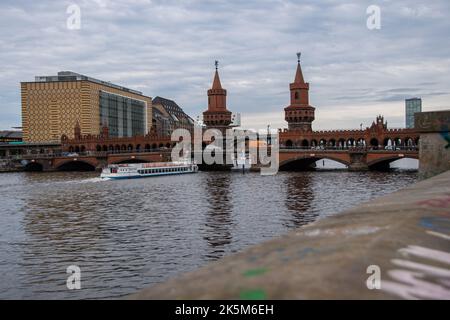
[405,98,422,129]
[21,71,152,143]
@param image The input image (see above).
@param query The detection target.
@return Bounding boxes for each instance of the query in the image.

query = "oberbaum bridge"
[4,54,420,172]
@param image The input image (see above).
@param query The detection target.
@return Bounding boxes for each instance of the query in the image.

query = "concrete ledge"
[129,170,450,300]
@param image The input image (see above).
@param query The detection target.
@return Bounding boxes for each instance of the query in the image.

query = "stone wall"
[415,110,450,179]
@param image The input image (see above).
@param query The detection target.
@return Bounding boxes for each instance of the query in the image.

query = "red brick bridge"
[278,147,418,171]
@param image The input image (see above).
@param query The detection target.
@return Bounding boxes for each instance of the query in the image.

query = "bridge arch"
[24,161,43,172]
[367,154,419,170]
[55,159,97,171]
[279,155,350,171]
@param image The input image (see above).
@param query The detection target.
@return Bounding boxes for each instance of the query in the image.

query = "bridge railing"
[0,148,172,161]
[0,145,419,161]
[279,146,419,151]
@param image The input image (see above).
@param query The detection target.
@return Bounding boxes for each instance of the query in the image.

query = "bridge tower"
[202,61,233,131]
[284,53,315,132]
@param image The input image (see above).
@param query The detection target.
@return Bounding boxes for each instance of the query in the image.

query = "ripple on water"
[0,170,417,299]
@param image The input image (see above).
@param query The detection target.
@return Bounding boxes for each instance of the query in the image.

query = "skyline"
[1,0,449,131]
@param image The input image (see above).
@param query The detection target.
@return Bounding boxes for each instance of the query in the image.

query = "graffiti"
[417,196,450,209]
[380,217,450,299]
[441,132,450,149]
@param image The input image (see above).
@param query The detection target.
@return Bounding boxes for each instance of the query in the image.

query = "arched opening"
[328,139,336,148]
[102,145,108,152]
[280,158,318,171]
[311,139,318,148]
[68,146,74,153]
[115,145,121,152]
[280,157,349,171]
[24,162,43,172]
[405,137,414,149]
[383,138,393,150]
[136,144,141,152]
[74,146,80,153]
[319,139,326,149]
[338,139,345,149]
[127,144,133,151]
[151,143,157,149]
[346,138,355,148]
[166,143,171,148]
[369,156,419,171]
[80,146,86,153]
[357,138,366,147]
[370,138,379,149]
[301,139,309,148]
[96,145,102,152]
[390,158,419,170]
[145,144,151,151]
[285,140,293,147]
[121,145,127,151]
[159,143,164,148]
[57,160,96,171]
[109,145,114,152]
[316,158,348,170]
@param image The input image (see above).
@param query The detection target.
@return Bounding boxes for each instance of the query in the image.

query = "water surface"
[0,169,417,299]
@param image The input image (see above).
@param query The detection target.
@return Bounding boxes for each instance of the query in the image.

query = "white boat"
[101,161,198,180]
[231,152,252,172]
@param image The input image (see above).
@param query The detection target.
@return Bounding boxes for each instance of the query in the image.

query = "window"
[100,91,146,137]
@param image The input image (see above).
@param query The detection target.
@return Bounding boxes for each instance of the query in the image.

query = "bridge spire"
[203,60,232,128]
[294,52,305,84]
[284,53,315,132]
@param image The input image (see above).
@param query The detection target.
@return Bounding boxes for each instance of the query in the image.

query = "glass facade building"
[100,91,147,137]
[405,98,422,129]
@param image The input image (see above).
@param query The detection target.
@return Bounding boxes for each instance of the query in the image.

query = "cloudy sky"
[1,0,449,131]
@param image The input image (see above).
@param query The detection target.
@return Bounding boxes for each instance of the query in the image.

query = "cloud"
[0,0,449,130]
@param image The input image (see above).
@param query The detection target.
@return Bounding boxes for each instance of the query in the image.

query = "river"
[0,167,417,299]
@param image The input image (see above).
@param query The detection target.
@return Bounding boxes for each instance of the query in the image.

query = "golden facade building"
[21,71,152,143]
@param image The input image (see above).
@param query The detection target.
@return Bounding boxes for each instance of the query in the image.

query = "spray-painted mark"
[419,217,450,233]
[441,132,450,149]
[239,289,267,300]
[303,226,384,237]
[343,226,385,236]
[398,245,450,265]
[417,196,450,209]
[243,268,268,278]
[427,230,450,240]
[381,221,450,300]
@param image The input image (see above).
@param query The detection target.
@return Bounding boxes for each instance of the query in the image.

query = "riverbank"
[130,170,450,299]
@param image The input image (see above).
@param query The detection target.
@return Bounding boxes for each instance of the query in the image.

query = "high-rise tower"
[284,53,315,132]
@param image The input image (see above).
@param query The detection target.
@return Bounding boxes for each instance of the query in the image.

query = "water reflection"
[283,172,317,228]
[202,173,233,260]
[0,170,418,299]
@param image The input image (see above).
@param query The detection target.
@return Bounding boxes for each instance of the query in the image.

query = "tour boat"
[100,161,198,180]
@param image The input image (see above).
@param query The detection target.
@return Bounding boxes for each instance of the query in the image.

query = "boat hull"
[101,170,198,180]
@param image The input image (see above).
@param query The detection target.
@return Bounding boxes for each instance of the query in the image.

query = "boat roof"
[110,162,190,168]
